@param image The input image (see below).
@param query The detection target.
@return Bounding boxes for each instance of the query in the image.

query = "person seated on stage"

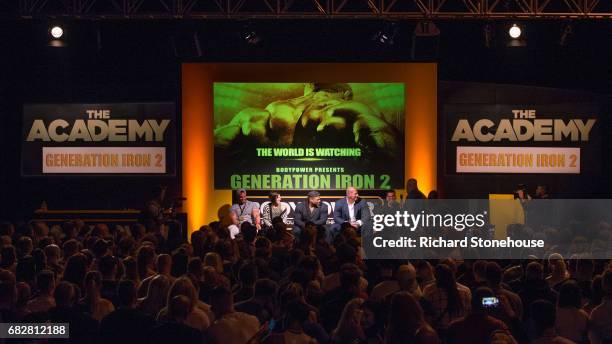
[534,184,551,199]
[332,187,369,236]
[261,192,290,230]
[230,189,261,231]
[406,178,426,200]
[293,191,329,238]
[374,189,401,214]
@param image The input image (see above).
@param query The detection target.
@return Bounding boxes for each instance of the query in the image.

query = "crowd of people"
[0,180,611,344]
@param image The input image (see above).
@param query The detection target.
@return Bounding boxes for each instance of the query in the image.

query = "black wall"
[1,19,611,219]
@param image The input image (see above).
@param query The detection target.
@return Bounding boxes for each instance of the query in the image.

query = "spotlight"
[50,26,63,39]
[411,21,440,60]
[240,23,261,45]
[559,24,573,46]
[373,22,398,46]
[508,24,521,39]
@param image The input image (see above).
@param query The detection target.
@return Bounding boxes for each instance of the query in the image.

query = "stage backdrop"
[182,63,437,234]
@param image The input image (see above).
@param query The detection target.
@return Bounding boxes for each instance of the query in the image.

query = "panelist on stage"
[261,192,290,229]
[293,191,328,238]
[332,186,369,235]
[230,189,261,230]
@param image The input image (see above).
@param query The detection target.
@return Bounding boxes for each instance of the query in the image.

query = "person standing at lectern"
[293,191,328,238]
[230,189,261,231]
[333,186,369,236]
[406,178,426,200]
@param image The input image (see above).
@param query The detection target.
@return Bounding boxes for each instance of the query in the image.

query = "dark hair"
[485,262,503,286]
[361,299,385,335]
[187,257,203,276]
[558,281,582,308]
[171,249,189,278]
[32,248,47,273]
[168,295,191,321]
[92,239,110,258]
[117,279,137,307]
[307,190,320,198]
[63,253,88,288]
[268,192,280,203]
[0,246,17,269]
[238,261,258,286]
[16,256,36,284]
[62,239,80,258]
[254,279,277,297]
[54,281,75,307]
[339,263,362,290]
[36,270,55,293]
[99,255,118,278]
[286,301,310,324]
[241,223,257,244]
[435,263,463,317]
[336,243,357,265]
[136,245,156,280]
[531,300,556,334]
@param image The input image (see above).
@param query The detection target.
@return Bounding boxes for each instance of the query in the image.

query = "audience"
[0,201,611,344]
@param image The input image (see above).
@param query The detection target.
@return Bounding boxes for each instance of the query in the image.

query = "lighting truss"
[10,0,612,19]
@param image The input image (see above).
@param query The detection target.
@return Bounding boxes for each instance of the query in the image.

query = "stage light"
[373,22,398,46]
[50,26,63,39]
[240,23,261,45]
[509,24,521,39]
[411,21,440,60]
[559,24,573,46]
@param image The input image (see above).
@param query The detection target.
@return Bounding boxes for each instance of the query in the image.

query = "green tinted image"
[213,83,405,190]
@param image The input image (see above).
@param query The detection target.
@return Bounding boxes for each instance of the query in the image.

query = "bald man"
[332,186,370,236]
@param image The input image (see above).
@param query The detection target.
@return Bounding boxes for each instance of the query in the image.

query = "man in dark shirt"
[406,178,426,200]
[100,280,156,344]
[293,191,328,238]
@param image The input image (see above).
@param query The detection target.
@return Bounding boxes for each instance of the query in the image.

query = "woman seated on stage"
[261,192,290,229]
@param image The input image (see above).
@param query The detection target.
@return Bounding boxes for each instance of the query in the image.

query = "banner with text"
[213,83,405,190]
[22,103,176,176]
[443,104,601,175]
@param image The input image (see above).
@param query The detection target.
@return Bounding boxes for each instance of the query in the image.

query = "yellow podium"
[489,194,525,239]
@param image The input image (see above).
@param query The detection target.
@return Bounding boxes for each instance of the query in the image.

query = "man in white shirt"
[332,186,370,237]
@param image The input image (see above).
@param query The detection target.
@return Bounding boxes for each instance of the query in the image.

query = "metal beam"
[10,0,612,19]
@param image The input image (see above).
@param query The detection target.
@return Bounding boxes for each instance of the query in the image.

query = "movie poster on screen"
[213,83,405,190]
[443,104,601,175]
[22,103,176,176]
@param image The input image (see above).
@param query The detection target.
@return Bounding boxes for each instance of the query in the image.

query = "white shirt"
[228,224,240,239]
[347,199,362,227]
[347,200,356,221]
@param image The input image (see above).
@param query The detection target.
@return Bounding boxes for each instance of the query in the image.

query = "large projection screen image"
[213,82,405,190]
